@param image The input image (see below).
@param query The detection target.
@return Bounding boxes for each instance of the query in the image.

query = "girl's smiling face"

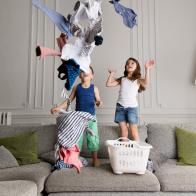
[126,59,137,73]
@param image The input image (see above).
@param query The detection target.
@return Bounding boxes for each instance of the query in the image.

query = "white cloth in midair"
[61,38,95,73]
[70,0,102,29]
[56,111,96,149]
[61,0,103,73]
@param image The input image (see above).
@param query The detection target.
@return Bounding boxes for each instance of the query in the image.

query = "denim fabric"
[32,0,72,37]
[114,103,138,124]
[110,0,137,28]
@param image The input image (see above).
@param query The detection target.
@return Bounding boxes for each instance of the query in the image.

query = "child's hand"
[108,69,116,75]
[51,107,60,114]
[96,100,103,107]
[145,60,155,69]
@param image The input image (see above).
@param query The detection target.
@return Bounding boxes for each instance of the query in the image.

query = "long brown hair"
[123,57,145,93]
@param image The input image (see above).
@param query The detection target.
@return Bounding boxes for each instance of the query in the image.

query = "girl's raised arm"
[139,60,155,87]
[106,69,120,87]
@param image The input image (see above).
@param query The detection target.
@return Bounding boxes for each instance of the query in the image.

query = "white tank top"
[117,77,139,108]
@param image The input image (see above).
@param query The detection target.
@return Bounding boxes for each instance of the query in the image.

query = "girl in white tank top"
[117,77,139,108]
[106,57,155,141]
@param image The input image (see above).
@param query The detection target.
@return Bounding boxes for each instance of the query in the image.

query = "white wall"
[0,0,196,125]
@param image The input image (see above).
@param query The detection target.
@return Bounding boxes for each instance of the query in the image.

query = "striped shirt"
[56,111,96,149]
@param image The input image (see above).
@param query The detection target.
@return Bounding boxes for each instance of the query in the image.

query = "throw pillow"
[176,127,196,165]
[0,131,40,165]
[0,145,19,169]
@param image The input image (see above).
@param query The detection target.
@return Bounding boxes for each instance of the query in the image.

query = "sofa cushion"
[147,123,178,159]
[0,146,19,169]
[155,159,196,191]
[0,131,40,165]
[45,159,160,193]
[40,125,57,154]
[176,127,196,165]
[40,151,56,164]
[81,125,148,158]
[0,162,51,193]
[148,149,167,172]
[0,180,37,196]
[0,125,57,156]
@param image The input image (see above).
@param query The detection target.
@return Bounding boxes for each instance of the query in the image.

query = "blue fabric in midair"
[110,0,137,28]
[32,0,72,37]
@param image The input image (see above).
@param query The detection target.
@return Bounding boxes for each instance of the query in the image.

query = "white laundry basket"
[105,137,152,175]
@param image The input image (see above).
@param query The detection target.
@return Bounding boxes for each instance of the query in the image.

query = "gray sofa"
[0,123,196,196]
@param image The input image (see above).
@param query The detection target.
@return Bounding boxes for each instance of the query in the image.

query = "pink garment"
[36,46,61,59]
[36,34,67,59]
[56,33,68,52]
[59,145,83,173]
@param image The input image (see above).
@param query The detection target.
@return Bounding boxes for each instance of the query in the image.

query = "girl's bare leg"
[129,124,139,141]
[119,122,128,138]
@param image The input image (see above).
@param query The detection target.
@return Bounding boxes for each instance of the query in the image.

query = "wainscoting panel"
[1,0,196,124]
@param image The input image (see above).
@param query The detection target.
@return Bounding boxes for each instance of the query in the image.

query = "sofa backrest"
[1,122,196,160]
[0,125,57,156]
[0,124,147,159]
[147,123,196,159]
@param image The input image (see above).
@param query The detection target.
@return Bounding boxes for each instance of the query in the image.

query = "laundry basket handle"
[116,138,142,148]
[116,137,130,142]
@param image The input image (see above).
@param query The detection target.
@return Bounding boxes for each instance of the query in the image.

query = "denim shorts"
[114,103,138,124]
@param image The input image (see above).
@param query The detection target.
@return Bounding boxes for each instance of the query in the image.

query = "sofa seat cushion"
[155,159,196,191]
[0,180,37,196]
[0,162,51,193]
[45,160,160,193]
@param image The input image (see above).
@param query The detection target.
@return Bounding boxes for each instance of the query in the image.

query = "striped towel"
[56,111,96,149]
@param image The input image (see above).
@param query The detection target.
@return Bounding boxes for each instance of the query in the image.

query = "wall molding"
[11,113,196,125]
[135,0,155,110]
[2,0,196,125]
[140,113,196,124]
[154,0,196,111]
[27,0,33,110]
[0,106,26,111]
[34,3,45,109]
[0,1,31,111]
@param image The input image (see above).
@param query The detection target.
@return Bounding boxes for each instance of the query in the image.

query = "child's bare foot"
[92,159,100,167]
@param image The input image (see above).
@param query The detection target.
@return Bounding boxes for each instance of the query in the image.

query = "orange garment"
[59,145,83,173]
